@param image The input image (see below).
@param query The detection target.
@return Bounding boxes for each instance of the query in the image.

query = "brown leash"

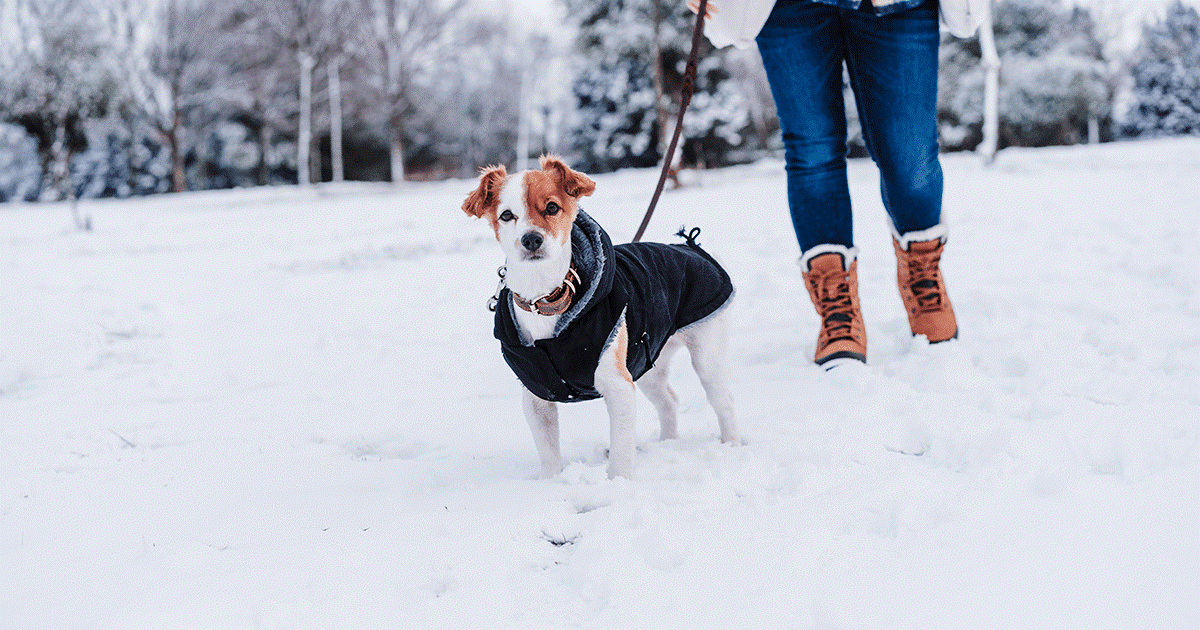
[631,0,708,243]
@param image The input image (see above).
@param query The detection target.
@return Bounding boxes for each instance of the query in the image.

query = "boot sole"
[816,350,867,368]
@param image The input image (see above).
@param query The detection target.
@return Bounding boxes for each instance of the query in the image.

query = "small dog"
[462,156,740,479]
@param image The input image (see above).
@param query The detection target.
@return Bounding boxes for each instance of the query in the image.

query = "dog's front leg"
[522,387,563,478]
[595,324,637,479]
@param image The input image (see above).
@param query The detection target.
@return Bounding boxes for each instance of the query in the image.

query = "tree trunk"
[36,143,55,202]
[389,123,405,183]
[256,121,270,186]
[121,105,138,196]
[516,63,532,173]
[48,116,71,202]
[978,1,1001,165]
[328,55,344,183]
[168,117,185,193]
[652,0,668,158]
[298,51,314,186]
[651,0,680,186]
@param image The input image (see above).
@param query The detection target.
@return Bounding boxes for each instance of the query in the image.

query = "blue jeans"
[756,0,943,254]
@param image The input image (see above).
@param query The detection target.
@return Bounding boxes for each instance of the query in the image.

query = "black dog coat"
[494,210,734,402]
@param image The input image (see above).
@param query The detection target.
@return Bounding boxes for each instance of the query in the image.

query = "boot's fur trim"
[892,223,949,251]
[799,244,859,272]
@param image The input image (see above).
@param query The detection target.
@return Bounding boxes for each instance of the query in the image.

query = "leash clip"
[487,265,506,312]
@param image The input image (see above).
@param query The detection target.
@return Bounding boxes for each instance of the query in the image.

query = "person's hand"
[686,0,717,19]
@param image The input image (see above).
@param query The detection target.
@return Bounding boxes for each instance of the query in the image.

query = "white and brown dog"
[463,156,740,479]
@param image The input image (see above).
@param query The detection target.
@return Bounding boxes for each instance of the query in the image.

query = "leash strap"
[632,0,708,243]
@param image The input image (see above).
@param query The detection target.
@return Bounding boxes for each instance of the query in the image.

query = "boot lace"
[809,269,857,343]
[905,250,946,314]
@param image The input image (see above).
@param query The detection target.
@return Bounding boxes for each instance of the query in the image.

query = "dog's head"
[462,155,595,263]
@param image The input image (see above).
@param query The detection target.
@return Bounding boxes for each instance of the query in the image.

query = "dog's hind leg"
[639,335,682,441]
[683,312,741,446]
[523,387,563,478]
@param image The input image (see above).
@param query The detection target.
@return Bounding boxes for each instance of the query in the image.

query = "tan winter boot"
[893,233,958,343]
[802,250,867,366]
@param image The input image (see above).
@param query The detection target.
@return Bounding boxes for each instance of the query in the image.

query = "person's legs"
[758,2,869,365]
[756,0,854,254]
[845,1,957,342]
[843,0,943,236]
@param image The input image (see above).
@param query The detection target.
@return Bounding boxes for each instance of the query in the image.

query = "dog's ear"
[462,165,507,218]
[540,155,595,199]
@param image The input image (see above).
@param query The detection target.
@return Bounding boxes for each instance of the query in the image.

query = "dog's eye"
[544,202,561,216]
[499,209,515,222]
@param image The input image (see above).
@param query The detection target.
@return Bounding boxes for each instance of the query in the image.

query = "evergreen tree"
[564,0,752,173]
[570,54,659,173]
[1126,0,1200,137]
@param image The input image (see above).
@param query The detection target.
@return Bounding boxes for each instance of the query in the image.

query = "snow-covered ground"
[3,138,1198,630]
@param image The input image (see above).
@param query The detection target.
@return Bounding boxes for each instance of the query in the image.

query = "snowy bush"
[938,0,1113,150]
[999,53,1109,146]
[0,123,40,202]
[1125,0,1200,137]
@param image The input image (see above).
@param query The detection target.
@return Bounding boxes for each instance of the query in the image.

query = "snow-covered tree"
[0,123,41,201]
[240,12,292,184]
[0,0,119,201]
[1125,0,1200,137]
[124,0,214,193]
[0,0,768,198]
[253,0,361,185]
[359,0,465,183]
[564,0,754,173]
[435,15,529,176]
[939,0,1112,150]
[570,54,659,172]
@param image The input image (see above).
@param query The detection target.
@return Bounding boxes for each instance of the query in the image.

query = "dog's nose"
[521,232,543,252]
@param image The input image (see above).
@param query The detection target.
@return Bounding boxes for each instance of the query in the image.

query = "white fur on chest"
[511,301,561,342]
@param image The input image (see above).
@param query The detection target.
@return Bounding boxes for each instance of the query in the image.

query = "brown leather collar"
[512,264,581,316]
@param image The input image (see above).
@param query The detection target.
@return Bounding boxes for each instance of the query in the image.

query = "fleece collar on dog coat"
[494,210,734,403]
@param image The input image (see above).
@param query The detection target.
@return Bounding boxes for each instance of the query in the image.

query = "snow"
[3,138,1199,630]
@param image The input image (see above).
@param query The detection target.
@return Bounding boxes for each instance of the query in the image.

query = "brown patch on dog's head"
[463,158,596,253]
[515,156,595,245]
[462,165,507,220]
